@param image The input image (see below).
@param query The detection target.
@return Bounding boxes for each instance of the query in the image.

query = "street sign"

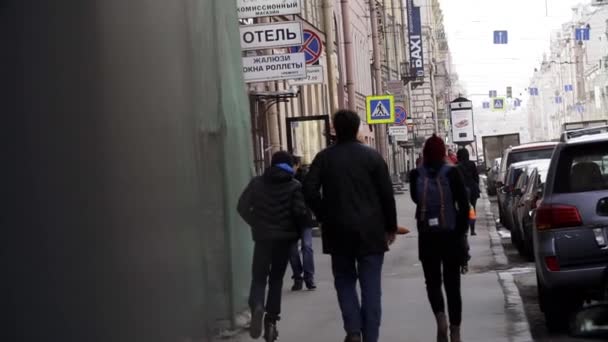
[240,22,303,50]
[394,134,408,142]
[514,99,522,107]
[492,97,506,111]
[242,53,306,83]
[575,27,590,41]
[506,86,512,98]
[237,0,302,19]
[529,87,539,96]
[388,126,407,136]
[289,29,323,65]
[407,0,424,77]
[565,84,574,92]
[489,90,497,98]
[555,96,563,104]
[366,95,395,124]
[482,102,490,109]
[288,65,324,85]
[493,30,508,44]
[394,106,407,125]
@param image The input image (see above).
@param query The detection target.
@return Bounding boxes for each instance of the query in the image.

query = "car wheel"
[515,221,525,254]
[522,223,534,261]
[510,225,519,248]
[538,276,582,332]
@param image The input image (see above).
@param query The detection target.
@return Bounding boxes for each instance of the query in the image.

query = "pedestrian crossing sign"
[366,95,395,124]
[492,97,506,111]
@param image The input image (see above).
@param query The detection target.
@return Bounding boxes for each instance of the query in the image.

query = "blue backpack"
[416,165,456,233]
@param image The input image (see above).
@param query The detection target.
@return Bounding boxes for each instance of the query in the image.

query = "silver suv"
[533,130,608,330]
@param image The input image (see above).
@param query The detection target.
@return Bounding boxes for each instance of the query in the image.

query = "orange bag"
[469,206,476,221]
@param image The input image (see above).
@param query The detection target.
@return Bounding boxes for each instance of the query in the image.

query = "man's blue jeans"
[289,228,315,282]
[331,254,384,342]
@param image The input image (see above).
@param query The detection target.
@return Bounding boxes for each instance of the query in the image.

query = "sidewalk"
[222,187,529,342]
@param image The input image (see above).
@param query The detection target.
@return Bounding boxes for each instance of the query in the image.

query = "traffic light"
[507,86,512,98]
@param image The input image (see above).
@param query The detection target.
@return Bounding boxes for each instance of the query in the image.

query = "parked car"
[533,130,608,330]
[510,160,551,259]
[487,157,501,195]
[497,142,557,223]
[500,161,545,231]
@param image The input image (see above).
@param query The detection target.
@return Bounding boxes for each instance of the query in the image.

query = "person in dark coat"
[456,148,480,236]
[288,156,316,291]
[409,135,470,342]
[237,151,308,341]
[303,110,397,342]
[415,153,423,167]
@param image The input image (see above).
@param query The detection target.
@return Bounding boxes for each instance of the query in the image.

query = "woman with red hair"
[408,134,470,342]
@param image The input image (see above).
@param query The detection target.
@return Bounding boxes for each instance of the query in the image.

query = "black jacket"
[409,162,470,263]
[237,166,308,242]
[303,141,397,256]
[456,148,480,200]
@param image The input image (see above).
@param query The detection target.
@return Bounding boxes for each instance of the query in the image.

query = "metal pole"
[323,0,339,114]
[369,0,388,158]
[341,0,356,111]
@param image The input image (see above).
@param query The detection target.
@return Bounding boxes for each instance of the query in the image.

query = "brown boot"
[450,325,461,342]
[435,313,449,342]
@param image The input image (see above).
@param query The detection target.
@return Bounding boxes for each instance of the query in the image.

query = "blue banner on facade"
[407,0,424,78]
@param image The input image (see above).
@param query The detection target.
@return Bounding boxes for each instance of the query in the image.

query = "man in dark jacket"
[237,151,308,341]
[303,110,397,342]
[456,148,480,235]
[289,156,316,291]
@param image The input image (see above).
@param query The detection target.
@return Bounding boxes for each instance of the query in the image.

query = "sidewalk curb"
[480,193,534,342]
[498,271,534,342]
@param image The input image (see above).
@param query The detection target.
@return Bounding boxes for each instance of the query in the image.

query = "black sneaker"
[249,307,264,339]
[344,333,362,342]
[471,231,477,236]
[291,279,303,291]
[305,280,317,290]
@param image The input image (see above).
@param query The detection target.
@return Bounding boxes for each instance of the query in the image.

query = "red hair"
[423,134,446,164]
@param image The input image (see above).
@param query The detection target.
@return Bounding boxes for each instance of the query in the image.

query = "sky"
[438,0,588,102]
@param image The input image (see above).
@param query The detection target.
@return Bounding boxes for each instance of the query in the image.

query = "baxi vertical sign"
[407,0,424,78]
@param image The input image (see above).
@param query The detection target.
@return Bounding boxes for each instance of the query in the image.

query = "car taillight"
[545,256,560,272]
[535,204,582,230]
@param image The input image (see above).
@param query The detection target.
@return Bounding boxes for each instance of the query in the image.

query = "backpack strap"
[436,175,446,227]
[418,167,428,221]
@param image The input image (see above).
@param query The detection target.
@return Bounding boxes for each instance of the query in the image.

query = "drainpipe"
[323,0,338,114]
[430,61,439,134]
[369,0,388,158]
[340,0,356,111]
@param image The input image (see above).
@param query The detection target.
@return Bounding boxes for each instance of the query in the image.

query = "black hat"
[271,151,294,167]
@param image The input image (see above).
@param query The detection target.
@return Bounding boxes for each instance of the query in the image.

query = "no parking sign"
[394,106,407,125]
[290,29,323,65]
